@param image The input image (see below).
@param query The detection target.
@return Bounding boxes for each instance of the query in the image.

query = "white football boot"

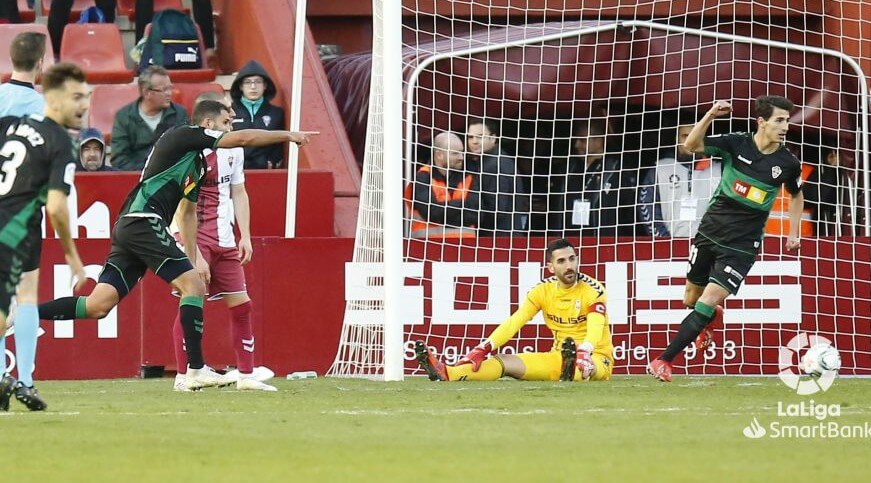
[173,374,193,392]
[237,373,277,391]
[185,365,234,390]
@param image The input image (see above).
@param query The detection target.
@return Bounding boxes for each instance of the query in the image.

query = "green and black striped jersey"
[0,115,75,250]
[119,125,224,221]
[697,132,803,254]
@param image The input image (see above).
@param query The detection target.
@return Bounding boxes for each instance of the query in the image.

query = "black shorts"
[98,216,193,299]
[0,248,25,317]
[686,233,757,295]
[22,236,41,272]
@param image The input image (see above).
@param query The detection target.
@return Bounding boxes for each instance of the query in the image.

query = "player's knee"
[178,276,206,298]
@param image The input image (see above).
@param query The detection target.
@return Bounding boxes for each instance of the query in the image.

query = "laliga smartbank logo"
[742,333,871,439]
[777,333,836,395]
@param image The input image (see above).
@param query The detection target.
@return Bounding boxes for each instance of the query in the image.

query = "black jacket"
[230,60,286,169]
[558,154,638,237]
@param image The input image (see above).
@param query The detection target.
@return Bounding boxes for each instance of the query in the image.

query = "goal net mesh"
[330,0,871,379]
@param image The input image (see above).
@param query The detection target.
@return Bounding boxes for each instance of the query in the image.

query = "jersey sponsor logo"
[732,180,766,204]
[183,174,197,195]
[737,155,753,165]
[772,166,782,179]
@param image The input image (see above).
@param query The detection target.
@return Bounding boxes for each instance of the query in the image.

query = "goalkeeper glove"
[576,342,596,380]
[455,340,495,372]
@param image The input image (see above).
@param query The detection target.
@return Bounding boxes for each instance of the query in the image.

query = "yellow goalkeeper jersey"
[488,273,614,358]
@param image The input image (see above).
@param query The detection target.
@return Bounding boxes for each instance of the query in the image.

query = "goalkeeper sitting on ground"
[415,238,614,382]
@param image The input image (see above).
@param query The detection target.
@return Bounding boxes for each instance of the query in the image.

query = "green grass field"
[2,376,869,482]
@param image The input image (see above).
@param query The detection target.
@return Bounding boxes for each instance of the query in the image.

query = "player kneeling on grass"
[415,238,613,382]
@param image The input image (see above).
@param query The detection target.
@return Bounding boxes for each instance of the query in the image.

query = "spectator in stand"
[48,0,118,54]
[805,146,842,236]
[77,128,117,172]
[111,65,189,171]
[558,120,637,238]
[134,0,216,67]
[407,132,479,239]
[637,123,722,237]
[0,32,45,117]
[465,117,528,235]
[230,60,286,169]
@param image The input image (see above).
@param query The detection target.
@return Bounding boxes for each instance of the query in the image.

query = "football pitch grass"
[2,376,869,482]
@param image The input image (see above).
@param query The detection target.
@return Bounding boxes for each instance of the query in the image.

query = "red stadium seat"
[17,0,36,23]
[140,21,215,82]
[0,23,55,82]
[88,83,140,143]
[42,0,94,21]
[60,24,133,84]
[171,82,223,114]
[117,0,186,20]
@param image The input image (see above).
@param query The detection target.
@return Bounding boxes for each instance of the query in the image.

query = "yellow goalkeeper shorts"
[515,350,613,381]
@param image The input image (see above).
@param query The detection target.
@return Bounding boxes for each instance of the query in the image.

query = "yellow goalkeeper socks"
[447,358,504,381]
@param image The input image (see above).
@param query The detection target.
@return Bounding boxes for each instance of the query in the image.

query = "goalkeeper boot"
[646,358,673,383]
[414,340,448,381]
[0,374,16,411]
[694,305,724,350]
[14,381,47,411]
[185,365,234,390]
[559,337,577,381]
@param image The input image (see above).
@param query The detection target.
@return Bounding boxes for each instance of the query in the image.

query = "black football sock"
[179,296,205,370]
[39,296,88,320]
[660,301,716,362]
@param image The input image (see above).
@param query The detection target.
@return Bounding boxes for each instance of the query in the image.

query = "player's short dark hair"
[10,32,46,71]
[466,117,498,137]
[41,63,86,93]
[755,95,794,120]
[546,238,576,261]
[192,99,229,124]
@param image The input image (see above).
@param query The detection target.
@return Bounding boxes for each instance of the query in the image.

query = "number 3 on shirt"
[0,140,26,196]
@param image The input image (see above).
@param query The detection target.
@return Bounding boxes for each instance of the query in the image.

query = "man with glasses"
[229,60,286,169]
[111,65,189,171]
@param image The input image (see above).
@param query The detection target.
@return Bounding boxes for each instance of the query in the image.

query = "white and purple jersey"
[196,147,245,248]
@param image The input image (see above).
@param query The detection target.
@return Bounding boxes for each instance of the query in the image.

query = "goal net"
[330,0,871,379]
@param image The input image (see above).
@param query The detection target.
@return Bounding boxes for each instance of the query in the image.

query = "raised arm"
[216,130,318,149]
[684,101,732,154]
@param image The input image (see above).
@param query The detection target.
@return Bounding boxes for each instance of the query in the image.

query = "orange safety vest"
[404,166,477,239]
[765,163,814,236]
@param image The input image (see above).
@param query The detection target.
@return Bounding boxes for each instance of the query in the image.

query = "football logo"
[771,166,782,179]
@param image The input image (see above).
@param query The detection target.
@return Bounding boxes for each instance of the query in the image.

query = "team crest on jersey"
[771,166,782,179]
[262,116,271,127]
[575,300,581,310]
[669,174,681,187]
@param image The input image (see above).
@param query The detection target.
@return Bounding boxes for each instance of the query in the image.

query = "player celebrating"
[647,96,804,382]
[415,238,614,382]
[0,63,88,411]
[170,92,274,392]
[37,100,316,390]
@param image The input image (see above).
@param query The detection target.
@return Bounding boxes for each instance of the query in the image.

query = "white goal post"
[330,1,871,380]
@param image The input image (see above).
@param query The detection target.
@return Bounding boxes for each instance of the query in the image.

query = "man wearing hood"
[77,128,117,172]
[230,60,286,169]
